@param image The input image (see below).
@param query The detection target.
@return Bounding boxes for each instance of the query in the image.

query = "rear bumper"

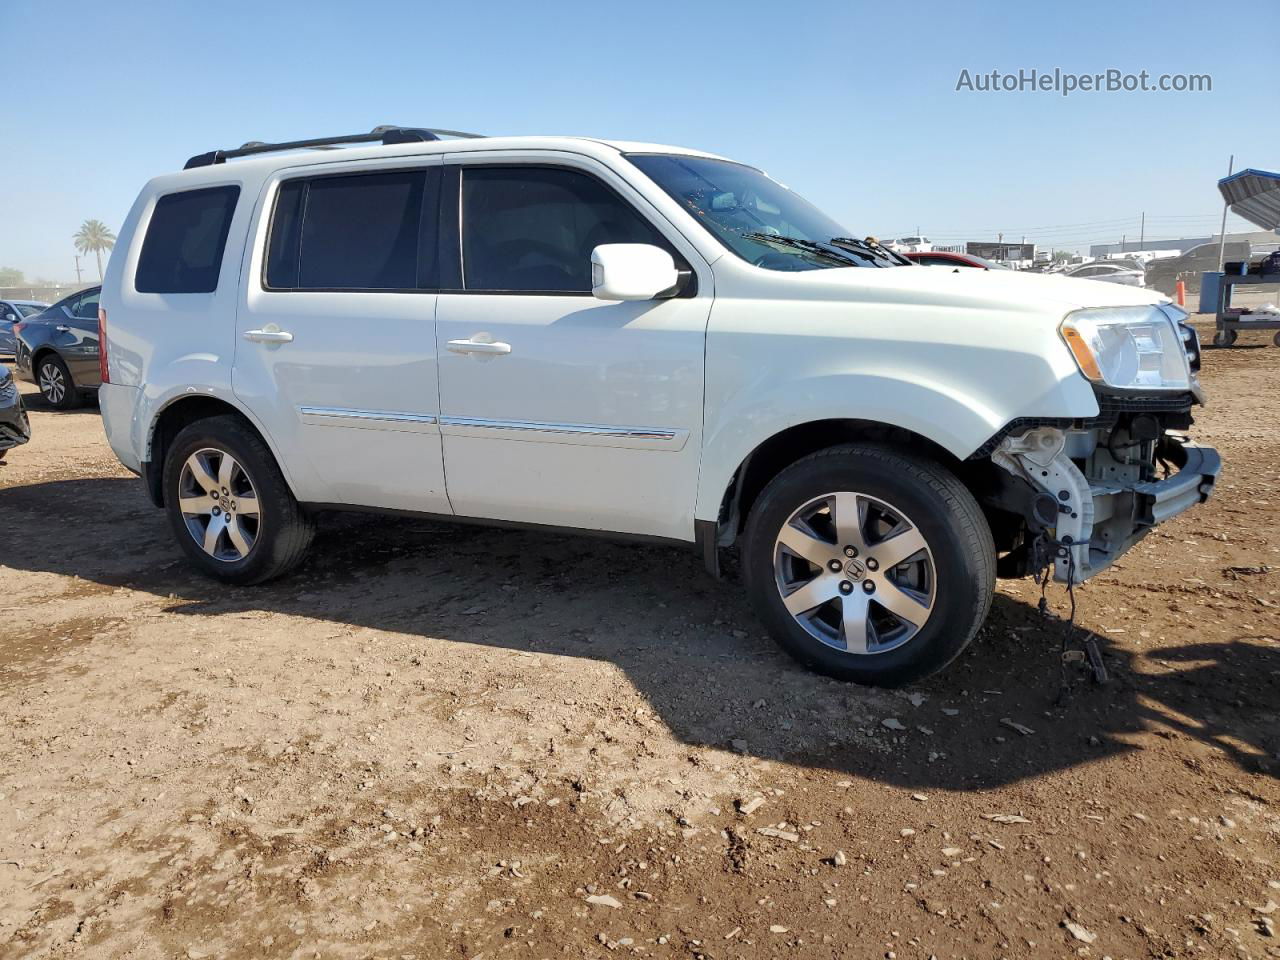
[99,381,143,474]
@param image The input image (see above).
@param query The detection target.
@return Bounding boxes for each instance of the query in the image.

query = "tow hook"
[992,427,1094,581]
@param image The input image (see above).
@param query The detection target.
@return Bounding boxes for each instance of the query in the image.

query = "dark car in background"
[0,365,31,460]
[14,285,102,409]
[1147,241,1251,296]
[1,299,50,355]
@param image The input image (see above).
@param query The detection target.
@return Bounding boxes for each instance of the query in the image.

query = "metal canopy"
[1218,168,1280,231]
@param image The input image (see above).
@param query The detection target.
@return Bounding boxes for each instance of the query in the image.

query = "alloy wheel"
[177,448,262,562]
[773,491,935,655]
[38,362,65,404]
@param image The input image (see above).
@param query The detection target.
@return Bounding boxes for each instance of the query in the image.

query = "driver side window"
[459,166,668,294]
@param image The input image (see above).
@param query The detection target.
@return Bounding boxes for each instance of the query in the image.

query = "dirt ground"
[3,315,1280,960]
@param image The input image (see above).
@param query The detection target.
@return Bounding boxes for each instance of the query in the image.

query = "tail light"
[98,307,110,384]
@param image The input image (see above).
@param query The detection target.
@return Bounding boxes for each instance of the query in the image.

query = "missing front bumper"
[994,427,1221,584]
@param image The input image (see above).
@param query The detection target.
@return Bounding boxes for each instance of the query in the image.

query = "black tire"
[1213,328,1237,347]
[36,354,81,410]
[742,443,995,686]
[163,414,314,585]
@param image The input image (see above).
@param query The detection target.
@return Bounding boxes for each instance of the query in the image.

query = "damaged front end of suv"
[976,305,1221,584]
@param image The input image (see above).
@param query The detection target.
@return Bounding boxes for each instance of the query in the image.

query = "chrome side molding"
[299,406,439,433]
[440,416,688,451]
[297,406,687,450]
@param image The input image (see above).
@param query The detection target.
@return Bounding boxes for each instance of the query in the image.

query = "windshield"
[15,303,46,317]
[627,153,898,271]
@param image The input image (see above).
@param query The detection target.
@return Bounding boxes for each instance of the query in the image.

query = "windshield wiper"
[829,236,911,266]
[742,232,866,267]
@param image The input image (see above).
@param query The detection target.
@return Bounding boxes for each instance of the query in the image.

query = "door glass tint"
[266,170,433,291]
[461,167,664,293]
[135,186,240,293]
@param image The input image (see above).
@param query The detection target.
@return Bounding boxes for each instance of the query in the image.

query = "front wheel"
[743,444,995,686]
[163,415,314,585]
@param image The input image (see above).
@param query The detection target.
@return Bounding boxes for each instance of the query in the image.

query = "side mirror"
[591,244,680,301]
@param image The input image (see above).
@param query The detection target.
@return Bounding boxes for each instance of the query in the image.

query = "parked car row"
[907,251,1147,287]
[10,285,103,408]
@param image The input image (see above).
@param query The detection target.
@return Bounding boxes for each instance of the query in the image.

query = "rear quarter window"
[135,185,240,294]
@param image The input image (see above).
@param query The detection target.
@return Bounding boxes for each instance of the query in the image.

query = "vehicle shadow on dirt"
[5,476,1276,790]
[9,391,101,415]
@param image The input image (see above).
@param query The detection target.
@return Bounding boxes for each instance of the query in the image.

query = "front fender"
[694,366,1097,523]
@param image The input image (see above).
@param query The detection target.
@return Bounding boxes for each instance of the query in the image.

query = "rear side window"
[265,169,437,291]
[135,186,240,293]
[460,167,668,293]
[73,289,100,319]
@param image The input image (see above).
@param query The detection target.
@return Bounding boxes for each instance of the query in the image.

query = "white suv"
[98,125,1220,685]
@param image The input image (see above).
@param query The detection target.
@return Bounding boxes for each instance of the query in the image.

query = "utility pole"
[1139,211,1145,250]
[1216,155,1234,272]
[74,255,83,284]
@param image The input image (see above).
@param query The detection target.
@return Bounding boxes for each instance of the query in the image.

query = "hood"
[782,262,1169,315]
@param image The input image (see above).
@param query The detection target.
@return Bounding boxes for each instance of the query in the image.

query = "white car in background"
[97,126,1218,686]
[1064,260,1146,287]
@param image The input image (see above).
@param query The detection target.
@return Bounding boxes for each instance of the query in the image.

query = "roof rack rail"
[183,125,484,170]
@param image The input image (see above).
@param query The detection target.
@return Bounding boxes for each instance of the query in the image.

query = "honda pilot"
[98,126,1220,685]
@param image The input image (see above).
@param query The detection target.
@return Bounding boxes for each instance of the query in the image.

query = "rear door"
[234,157,450,513]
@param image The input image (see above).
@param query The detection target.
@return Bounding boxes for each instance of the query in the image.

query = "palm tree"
[74,219,116,281]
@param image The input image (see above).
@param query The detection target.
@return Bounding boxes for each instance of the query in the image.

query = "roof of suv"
[173,132,727,180]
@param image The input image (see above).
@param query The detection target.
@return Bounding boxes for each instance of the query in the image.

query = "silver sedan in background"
[0,299,50,354]
[1062,260,1146,287]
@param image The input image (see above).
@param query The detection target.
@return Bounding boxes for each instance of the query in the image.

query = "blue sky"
[2,0,1272,281]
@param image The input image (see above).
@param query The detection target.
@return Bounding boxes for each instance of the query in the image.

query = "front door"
[234,159,450,513]
[434,158,711,541]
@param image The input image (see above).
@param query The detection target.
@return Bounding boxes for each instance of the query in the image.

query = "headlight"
[1059,306,1191,390]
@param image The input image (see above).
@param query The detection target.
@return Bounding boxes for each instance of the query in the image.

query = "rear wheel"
[37,355,80,409]
[163,415,314,585]
[1213,328,1238,347]
[743,444,994,686]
